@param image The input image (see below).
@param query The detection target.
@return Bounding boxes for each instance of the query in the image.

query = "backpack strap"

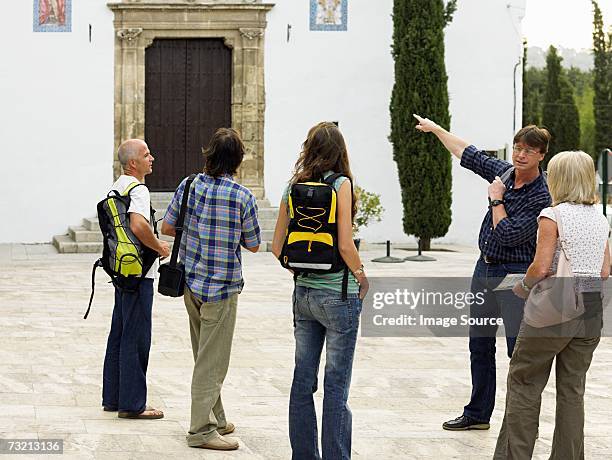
[499,166,514,185]
[84,259,103,319]
[322,173,350,189]
[341,267,349,301]
[323,173,351,301]
[122,181,145,196]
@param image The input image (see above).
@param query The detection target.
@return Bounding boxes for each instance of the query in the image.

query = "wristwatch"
[353,264,365,277]
[488,198,505,207]
[520,278,531,293]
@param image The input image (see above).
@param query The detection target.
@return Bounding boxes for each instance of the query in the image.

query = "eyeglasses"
[512,145,541,156]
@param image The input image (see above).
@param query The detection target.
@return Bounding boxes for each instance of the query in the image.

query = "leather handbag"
[523,206,585,328]
[158,174,196,297]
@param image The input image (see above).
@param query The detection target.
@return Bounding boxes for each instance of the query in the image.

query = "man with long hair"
[162,128,261,451]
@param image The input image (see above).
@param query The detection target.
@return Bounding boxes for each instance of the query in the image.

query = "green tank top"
[281,172,359,294]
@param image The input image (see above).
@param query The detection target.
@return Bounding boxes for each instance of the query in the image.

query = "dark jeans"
[102,279,153,413]
[289,286,362,460]
[463,258,528,423]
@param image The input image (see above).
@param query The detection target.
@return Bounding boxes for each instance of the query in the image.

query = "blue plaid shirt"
[460,145,551,263]
[164,174,261,303]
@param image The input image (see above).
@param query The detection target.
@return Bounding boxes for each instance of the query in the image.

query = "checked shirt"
[460,145,551,263]
[164,173,261,303]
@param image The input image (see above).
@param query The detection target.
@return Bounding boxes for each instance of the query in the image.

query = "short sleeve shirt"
[538,203,609,278]
[164,173,261,303]
[109,175,158,279]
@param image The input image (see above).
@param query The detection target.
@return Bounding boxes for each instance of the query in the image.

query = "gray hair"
[117,139,144,168]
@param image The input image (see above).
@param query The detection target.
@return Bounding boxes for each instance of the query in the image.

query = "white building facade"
[0,0,526,246]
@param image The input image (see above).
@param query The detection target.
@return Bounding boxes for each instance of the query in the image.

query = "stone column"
[238,27,265,199]
[113,27,145,180]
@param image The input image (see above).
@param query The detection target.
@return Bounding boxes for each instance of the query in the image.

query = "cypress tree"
[390,0,456,250]
[592,0,612,159]
[522,43,546,126]
[541,46,581,167]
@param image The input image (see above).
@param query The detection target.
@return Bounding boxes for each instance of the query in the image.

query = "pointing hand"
[413,114,440,133]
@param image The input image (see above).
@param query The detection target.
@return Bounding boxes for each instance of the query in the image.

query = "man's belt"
[482,255,509,264]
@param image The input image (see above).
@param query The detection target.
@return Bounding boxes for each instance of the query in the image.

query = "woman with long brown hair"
[272,122,368,459]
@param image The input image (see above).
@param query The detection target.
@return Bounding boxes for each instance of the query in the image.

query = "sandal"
[118,405,164,420]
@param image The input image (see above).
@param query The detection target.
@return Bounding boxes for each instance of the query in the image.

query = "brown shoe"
[217,422,235,436]
[118,406,164,420]
[192,434,239,451]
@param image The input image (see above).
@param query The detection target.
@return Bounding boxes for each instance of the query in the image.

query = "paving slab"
[0,244,610,458]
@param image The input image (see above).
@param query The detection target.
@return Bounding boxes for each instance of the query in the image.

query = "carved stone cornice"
[239,28,264,40]
[117,28,143,41]
[108,3,274,12]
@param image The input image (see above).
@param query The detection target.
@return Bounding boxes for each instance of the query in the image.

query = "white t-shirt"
[109,175,158,279]
[538,203,609,290]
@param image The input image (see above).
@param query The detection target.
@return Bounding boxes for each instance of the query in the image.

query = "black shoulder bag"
[158,174,196,297]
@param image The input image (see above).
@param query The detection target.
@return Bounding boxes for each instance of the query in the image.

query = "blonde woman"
[494,151,610,459]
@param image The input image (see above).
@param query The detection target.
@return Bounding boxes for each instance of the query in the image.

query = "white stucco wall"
[264,0,526,247]
[0,0,524,245]
[0,1,114,243]
[443,0,526,245]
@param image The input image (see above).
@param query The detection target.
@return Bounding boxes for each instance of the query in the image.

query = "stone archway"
[108,1,274,199]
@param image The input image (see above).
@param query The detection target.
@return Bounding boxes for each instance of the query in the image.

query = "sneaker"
[442,415,490,431]
[192,434,239,451]
[217,422,235,436]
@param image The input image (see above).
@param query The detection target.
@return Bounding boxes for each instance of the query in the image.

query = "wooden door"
[145,39,232,191]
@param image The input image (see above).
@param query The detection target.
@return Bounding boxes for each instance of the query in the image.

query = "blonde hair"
[547,151,598,206]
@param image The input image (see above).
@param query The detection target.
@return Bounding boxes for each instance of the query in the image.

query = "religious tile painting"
[34,0,72,32]
[310,0,348,31]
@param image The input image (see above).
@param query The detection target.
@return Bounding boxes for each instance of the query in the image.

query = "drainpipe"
[513,57,521,134]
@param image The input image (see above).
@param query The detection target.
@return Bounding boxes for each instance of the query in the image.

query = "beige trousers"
[184,288,238,446]
[493,316,600,460]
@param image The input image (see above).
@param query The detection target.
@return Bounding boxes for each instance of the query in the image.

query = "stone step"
[82,215,277,234]
[151,203,171,213]
[260,229,275,242]
[53,234,102,254]
[55,205,279,255]
[258,208,279,220]
[83,217,100,232]
[258,218,278,231]
[69,226,103,243]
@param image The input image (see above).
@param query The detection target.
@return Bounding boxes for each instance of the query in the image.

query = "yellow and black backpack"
[280,173,351,298]
[84,182,158,319]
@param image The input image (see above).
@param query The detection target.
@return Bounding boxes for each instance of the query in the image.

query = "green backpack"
[84,182,158,319]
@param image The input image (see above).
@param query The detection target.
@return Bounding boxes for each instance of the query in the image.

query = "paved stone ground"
[1,243,611,459]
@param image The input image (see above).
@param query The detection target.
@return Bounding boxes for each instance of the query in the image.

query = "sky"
[522,0,612,50]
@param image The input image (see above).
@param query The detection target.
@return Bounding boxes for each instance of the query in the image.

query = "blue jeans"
[289,286,362,460]
[463,258,528,423]
[102,279,153,413]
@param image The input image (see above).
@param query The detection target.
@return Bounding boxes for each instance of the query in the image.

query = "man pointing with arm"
[414,115,551,431]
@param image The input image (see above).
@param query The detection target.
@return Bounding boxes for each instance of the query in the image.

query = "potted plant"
[353,185,384,249]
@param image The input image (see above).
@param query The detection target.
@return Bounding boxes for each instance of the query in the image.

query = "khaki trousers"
[184,288,238,446]
[493,318,600,460]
